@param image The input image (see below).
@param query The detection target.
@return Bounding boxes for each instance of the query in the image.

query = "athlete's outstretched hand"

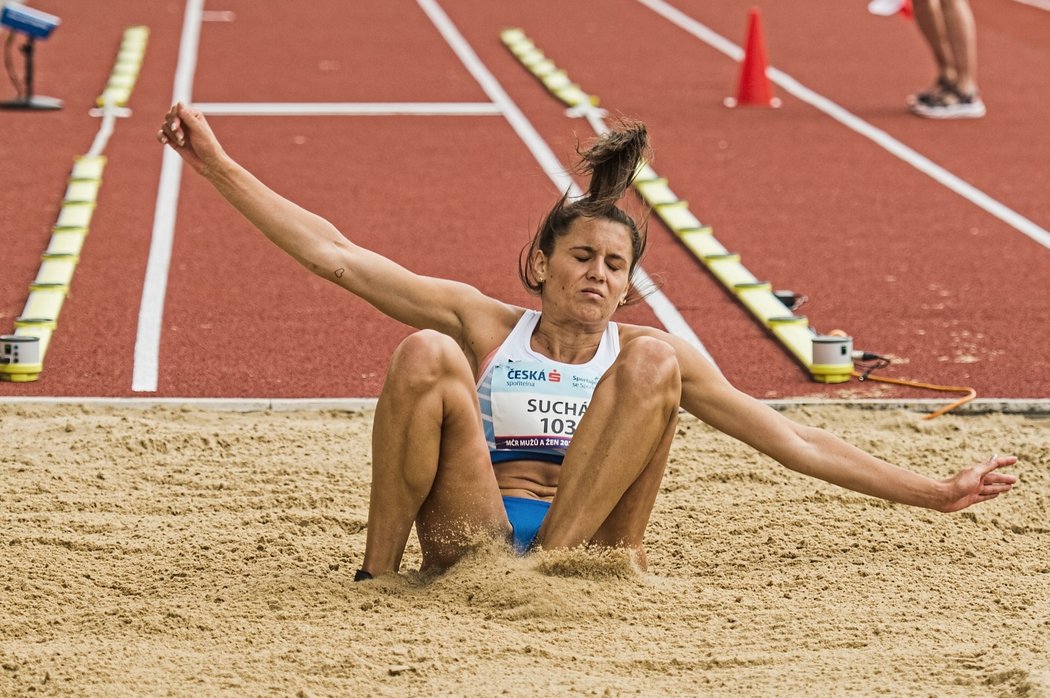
[157,102,227,176]
[938,454,1018,512]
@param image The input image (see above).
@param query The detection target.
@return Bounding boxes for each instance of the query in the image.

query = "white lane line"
[418,0,718,367]
[1011,0,1050,11]
[85,104,124,158]
[195,102,503,116]
[638,0,1050,251]
[133,0,205,392]
[201,10,236,22]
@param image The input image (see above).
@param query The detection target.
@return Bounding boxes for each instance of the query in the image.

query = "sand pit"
[1,403,1047,696]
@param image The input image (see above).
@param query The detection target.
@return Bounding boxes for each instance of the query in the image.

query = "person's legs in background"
[908,0,985,118]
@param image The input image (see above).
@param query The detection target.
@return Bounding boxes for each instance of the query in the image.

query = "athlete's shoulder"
[466,303,529,365]
[616,322,672,343]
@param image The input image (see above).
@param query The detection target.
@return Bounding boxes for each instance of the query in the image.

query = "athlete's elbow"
[774,424,828,475]
[305,237,355,282]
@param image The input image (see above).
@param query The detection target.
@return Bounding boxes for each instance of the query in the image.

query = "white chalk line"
[195,102,504,116]
[1010,0,1050,11]
[132,0,204,392]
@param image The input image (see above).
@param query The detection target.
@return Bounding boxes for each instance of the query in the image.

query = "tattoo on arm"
[334,268,345,278]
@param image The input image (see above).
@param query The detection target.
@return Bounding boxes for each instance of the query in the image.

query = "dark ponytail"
[518,120,652,303]
[575,121,649,217]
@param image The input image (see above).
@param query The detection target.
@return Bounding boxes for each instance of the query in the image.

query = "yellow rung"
[71,155,107,181]
[541,71,572,90]
[770,323,815,365]
[124,25,150,40]
[634,163,660,183]
[113,61,140,76]
[500,27,527,44]
[121,40,147,54]
[520,48,545,66]
[553,86,594,107]
[508,42,536,57]
[22,287,67,322]
[121,35,148,51]
[635,178,678,206]
[117,48,143,64]
[97,86,132,107]
[505,40,534,56]
[737,288,796,323]
[34,255,77,286]
[64,180,100,204]
[708,259,759,288]
[55,203,95,229]
[530,60,558,77]
[655,201,703,232]
[107,73,137,89]
[679,229,726,258]
[45,229,88,256]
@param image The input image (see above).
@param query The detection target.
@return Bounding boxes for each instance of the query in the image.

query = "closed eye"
[568,245,627,270]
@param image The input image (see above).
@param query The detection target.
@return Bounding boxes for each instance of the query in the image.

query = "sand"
[1,402,1048,697]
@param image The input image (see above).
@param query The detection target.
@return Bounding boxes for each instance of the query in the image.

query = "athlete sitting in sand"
[158,103,1017,580]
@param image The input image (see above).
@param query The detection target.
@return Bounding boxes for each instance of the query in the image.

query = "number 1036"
[539,417,577,435]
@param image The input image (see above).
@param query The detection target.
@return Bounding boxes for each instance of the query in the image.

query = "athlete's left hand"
[938,454,1018,512]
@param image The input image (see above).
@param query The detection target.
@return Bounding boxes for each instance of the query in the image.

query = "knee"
[385,330,470,392]
[612,337,681,404]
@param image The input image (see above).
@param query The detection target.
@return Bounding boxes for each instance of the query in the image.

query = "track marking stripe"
[1010,0,1050,11]
[195,102,503,116]
[418,0,717,367]
[637,0,1050,251]
[133,0,204,392]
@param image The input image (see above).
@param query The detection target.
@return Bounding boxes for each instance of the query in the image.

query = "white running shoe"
[909,90,986,119]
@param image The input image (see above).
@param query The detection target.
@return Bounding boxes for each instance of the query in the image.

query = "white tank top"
[476,309,621,463]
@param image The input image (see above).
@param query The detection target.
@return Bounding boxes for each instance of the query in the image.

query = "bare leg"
[587,409,677,571]
[940,0,979,94]
[361,330,510,575]
[908,0,984,116]
[537,337,681,568]
[911,0,955,85]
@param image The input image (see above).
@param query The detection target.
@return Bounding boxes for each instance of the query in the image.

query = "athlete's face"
[533,216,633,324]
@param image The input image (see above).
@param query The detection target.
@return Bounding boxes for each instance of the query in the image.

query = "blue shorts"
[502,496,551,554]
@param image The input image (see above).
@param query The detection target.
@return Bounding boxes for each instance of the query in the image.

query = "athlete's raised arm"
[157,102,516,355]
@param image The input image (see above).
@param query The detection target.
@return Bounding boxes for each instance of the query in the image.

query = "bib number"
[490,362,600,450]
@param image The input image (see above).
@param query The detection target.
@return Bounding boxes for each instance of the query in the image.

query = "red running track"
[1,0,1048,400]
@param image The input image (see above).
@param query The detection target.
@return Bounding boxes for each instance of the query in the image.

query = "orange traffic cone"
[724,7,781,108]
